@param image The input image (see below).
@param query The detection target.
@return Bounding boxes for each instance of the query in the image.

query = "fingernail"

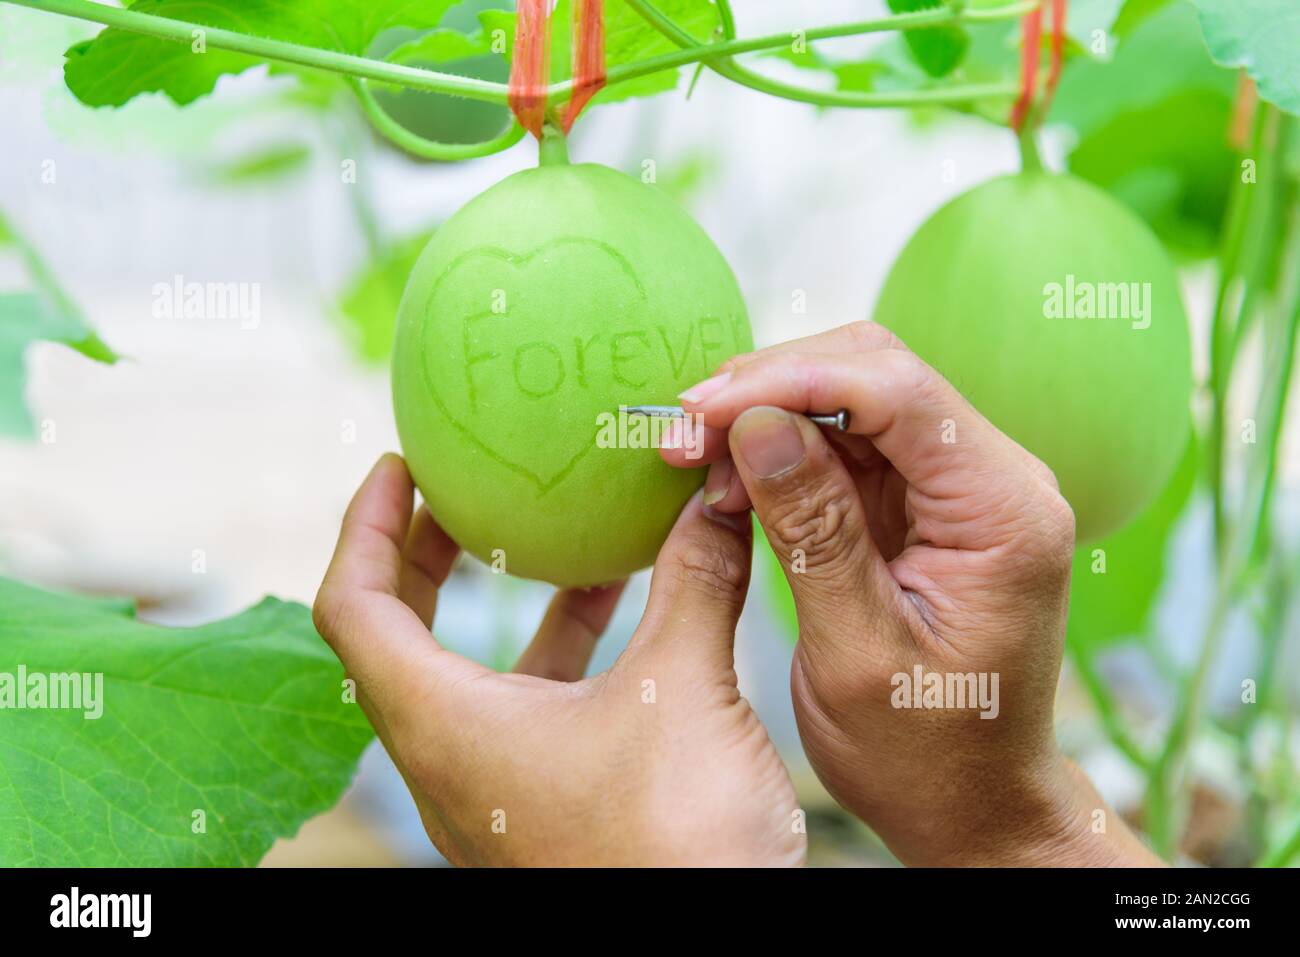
[702,457,732,505]
[679,371,731,405]
[734,408,805,479]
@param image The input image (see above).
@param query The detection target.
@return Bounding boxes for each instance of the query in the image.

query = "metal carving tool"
[623,405,851,432]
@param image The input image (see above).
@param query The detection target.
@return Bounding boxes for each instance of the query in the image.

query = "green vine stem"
[1144,111,1300,858]
[626,0,1024,109]
[538,121,570,166]
[1017,124,1045,173]
[10,0,1036,151]
[12,0,1037,109]
[551,0,1038,103]
[350,80,526,161]
[1261,814,1300,868]
[6,0,512,102]
[1067,643,1151,771]
[1208,100,1276,554]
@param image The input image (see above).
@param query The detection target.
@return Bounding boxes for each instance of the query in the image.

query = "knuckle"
[311,585,340,640]
[717,352,751,375]
[764,472,862,575]
[882,347,934,392]
[1009,490,1075,581]
[844,319,904,351]
[666,537,749,596]
[1039,491,1077,560]
[1025,451,1062,491]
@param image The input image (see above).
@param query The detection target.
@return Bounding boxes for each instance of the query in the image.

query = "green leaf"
[205,143,311,184]
[886,0,969,78]
[64,0,460,107]
[374,24,512,148]
[337,230,435,364]
[387,26,495,65]
[1052,0,1237,256]
[1066,436,1199,654]
[0,577,373,866]
[0,293,118,438]
[1064,0,1126,51]
[1068,90,1235,258]
[1052,0,1235,138]
[1194,0,1300,115]
[1111,0,1177,38]
[597,0,721,103]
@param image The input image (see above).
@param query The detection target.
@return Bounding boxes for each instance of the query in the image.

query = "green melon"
[872,173,1193,542]
[392,161,752,586]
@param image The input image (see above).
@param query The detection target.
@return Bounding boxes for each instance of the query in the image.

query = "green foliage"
[1070,91,1234,257]
[1111,0,1177,37]
[0,214,118,438]
[337,229,435,364]
[205,142,311,184]
[480,0,723,106]
[1066,436,1198,652]
[1052,0,1237,257]
[373,1,516,147]
[1062,0,1127,48]
[0,294,115,437]
[1194,0,1300,116]
[886,0,969,78]
[64,0,458,107]
[0,577,373,866]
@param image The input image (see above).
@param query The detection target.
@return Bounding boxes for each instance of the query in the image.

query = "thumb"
[629,490,753,676]
[728,407,900,664]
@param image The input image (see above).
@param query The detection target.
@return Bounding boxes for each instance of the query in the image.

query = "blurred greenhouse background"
[1,0,1296,866]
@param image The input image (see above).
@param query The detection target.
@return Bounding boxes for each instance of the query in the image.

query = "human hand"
[662,322,1161,867]
[313,454,804,866]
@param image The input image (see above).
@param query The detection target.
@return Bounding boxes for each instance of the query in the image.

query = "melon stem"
[539,123,570,166]
[1017,125,1043,174]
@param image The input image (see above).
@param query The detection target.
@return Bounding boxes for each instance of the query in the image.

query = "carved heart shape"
[417,236,669,493]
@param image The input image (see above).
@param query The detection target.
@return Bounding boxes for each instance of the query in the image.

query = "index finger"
[660,322,904,469]
[712,320,907,379]
[314,454,483,693]
[681,349,1045,548]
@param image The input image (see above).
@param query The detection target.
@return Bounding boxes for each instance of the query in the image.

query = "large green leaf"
[1066,436,1198,653]
[1069,90,1235,257]
[1052,0,1236,257]
[1064,0,1127,48]
[64,0,460,107]
[1111,0,1178,38]
[1051,0,1235,137]
[1194,0,1300,116]
[0,577,373,866]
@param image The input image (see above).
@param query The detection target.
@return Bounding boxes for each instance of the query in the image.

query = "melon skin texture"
[392,162,752,587]
[872,173,1192,542]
